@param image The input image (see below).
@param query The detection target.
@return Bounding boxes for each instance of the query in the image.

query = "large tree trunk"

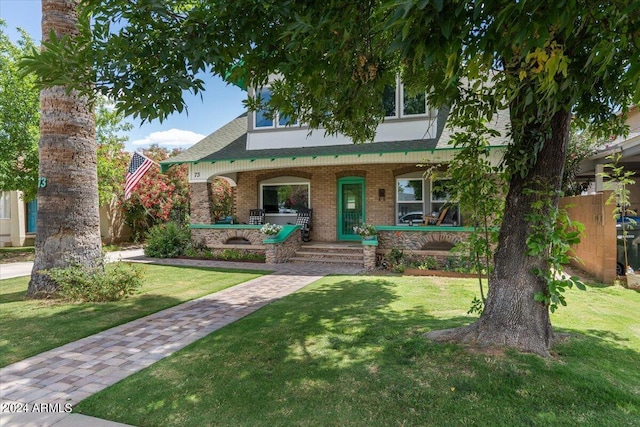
[427,109,572,357]
[28,0,102,296]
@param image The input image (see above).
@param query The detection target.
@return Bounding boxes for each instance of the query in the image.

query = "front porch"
[189,223,472,268]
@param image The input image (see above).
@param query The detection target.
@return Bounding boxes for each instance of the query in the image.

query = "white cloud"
[131,129,205,148]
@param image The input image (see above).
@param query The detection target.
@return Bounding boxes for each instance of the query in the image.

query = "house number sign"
[38,177,47,188]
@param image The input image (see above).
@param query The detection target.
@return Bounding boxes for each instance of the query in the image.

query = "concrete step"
[295,251,363,260]
[299,245,362,253]
[292,242,364,266]
[289,256,364,265]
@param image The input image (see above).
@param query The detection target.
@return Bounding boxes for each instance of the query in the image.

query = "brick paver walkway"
[0,258,361,426]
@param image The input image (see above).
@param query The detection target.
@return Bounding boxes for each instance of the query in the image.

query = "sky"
[0,0,247,152]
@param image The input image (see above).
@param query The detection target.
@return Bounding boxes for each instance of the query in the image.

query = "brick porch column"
[363,239,378,270]
[190,182,213,224]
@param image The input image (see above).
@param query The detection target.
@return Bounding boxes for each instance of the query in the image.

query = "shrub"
[144,221,192,258]
[405,255,438,270]
[44,261,144,302]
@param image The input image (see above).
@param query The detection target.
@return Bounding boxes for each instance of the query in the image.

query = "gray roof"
[162,109,451,167]
[165,113,249,164]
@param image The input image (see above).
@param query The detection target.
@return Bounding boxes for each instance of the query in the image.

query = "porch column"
[190,182,213,224]
[595,163,605,192]
[362,238,378,270]
[10,191,27,247]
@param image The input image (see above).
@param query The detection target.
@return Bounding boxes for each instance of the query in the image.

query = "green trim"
[263,225,300,244]
[160,145,510,169]
[189,223,301,244]
[189,224,263,230]
[337,177,366,241]
[374,225,475,232]
[361,237,378,246]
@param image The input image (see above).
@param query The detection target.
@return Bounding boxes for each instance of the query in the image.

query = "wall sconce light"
[378,188,386,201]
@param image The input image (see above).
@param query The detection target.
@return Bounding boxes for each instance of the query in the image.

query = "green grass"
[0,264,268,367]
[75,275,640,427]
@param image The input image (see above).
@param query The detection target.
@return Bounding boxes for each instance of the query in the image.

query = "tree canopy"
[24,1,640,143]
[21,0,640,356]
[1,21,39,200]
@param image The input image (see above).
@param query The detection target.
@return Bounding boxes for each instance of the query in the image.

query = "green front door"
[337,177,365,240]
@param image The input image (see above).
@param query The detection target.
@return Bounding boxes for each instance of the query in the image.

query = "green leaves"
[0,22,39,200]
[525,184,587,313]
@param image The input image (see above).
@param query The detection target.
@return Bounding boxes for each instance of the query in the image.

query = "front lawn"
[75,275,640,427]
[0,264,268,367]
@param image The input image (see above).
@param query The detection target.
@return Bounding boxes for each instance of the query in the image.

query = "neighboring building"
[580,105,640,210]
[0,190,129,247]
[572,105,640,280]
[0,191,36,247]
[163,79,508,265]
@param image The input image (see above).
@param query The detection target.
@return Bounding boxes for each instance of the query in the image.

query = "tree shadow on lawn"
[564,328,631,344]
[0,290,30,303]
[76,277,640,426]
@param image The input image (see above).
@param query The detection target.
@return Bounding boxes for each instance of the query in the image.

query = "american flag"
[124,152,156,200]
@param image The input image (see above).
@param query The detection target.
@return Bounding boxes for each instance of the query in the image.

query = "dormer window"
[254,88,298,129]
[383,79,434,119]
[402,89,427,117]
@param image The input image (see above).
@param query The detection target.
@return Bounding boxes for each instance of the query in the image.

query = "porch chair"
[426,207,449,226]
[294,208,313,242]
[248,209,265,225]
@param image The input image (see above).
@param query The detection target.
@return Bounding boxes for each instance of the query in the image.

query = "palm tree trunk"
[28,0,102,296]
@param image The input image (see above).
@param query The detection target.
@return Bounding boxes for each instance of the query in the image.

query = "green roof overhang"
[160,144,508,173]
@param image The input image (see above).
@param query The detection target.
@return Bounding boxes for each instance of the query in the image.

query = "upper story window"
[254,88,298,129]
[402,89,427,117]
[383,79,433,119]
[252,80,435,130]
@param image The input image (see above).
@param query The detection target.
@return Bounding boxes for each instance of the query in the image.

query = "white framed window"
[0,192,10,219]
[396,178,424,224]
[254,88,298,129]
[260,177,310,215]
[401,86,428,117]
[383,78,435,119]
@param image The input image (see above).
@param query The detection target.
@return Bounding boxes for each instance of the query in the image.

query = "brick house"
[163,81,508,265]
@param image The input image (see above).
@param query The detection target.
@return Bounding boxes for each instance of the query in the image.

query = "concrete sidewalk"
[0,257,361,426]
[0,249,146,280]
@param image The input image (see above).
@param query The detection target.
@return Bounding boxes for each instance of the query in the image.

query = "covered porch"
[189,222,472,268]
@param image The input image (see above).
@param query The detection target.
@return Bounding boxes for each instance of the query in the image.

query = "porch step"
[290,243,364,266]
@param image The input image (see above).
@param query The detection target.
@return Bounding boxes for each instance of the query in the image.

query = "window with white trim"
[395,177,459,225]
[401,86,427,117]
[384,79,435,119]
[396,178,424,224]
[254,88,298,128]
[260,180,310,214]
